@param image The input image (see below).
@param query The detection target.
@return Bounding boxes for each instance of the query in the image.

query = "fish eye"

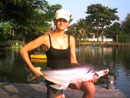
[104,71,108,73]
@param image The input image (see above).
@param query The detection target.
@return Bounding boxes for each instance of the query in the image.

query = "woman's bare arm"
[20,34,49,76]
[70,35,78,64]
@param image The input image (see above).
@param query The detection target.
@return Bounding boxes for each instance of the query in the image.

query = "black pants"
[46,81,63,98]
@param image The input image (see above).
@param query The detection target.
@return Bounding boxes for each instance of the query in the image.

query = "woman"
[20,9,95,98]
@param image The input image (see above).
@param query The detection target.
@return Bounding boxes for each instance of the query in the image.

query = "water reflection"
[0,46,130,97]
[76,46,130,97]
[0,48,46,83]
[77,46,113,67]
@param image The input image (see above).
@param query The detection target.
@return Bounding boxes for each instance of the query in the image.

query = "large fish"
[26,64,109,90]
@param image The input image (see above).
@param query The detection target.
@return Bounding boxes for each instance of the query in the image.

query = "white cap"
[55,9,71,21]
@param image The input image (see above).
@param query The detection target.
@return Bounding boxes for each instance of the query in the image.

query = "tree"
[76,19,89,41]
[122,13,130,35]
[0,23,12,41]
[105,22,121,42]
[0,0,61,42]
[67,18,92,42]
[119,13,130,42]
[86,4,119,41]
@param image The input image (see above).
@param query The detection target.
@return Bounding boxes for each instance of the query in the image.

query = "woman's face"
[55,18,70,31]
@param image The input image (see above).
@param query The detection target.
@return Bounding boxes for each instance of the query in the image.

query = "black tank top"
[46,34,71,69]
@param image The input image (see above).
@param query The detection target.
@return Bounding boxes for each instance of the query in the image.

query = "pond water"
[0,46,130,98]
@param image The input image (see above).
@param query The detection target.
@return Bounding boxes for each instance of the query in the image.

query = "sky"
[47,0,130,24]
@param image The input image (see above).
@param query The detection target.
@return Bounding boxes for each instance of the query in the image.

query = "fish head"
[94,68,109,78]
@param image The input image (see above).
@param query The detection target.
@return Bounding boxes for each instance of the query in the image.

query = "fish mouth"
[94,68,109,78]
[104,68,109,75]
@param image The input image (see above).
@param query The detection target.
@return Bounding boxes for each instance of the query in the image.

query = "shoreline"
[77,42,130,47]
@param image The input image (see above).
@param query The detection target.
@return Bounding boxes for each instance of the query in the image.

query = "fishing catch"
[26,64,109,90]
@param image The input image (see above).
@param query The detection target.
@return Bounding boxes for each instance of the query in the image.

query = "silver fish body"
[41,64,109,90]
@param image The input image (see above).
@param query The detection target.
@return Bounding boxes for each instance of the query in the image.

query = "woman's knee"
[80,81,95,93]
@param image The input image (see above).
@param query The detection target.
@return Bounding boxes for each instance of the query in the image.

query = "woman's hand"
[32,67,43,77]
[26,66,43,81]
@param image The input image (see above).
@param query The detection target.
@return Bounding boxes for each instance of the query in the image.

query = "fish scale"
[26,64,109,90]
[40,64,109,90]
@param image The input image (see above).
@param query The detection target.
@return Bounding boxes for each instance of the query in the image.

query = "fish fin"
[50,83,69,90]
[50,85,64,90]
[27,72,37,81]
[25,66,38,81]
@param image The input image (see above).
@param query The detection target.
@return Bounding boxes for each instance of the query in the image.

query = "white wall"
[87,36,113,42]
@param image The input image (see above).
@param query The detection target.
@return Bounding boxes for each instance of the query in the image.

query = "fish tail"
[27,72,37,81]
